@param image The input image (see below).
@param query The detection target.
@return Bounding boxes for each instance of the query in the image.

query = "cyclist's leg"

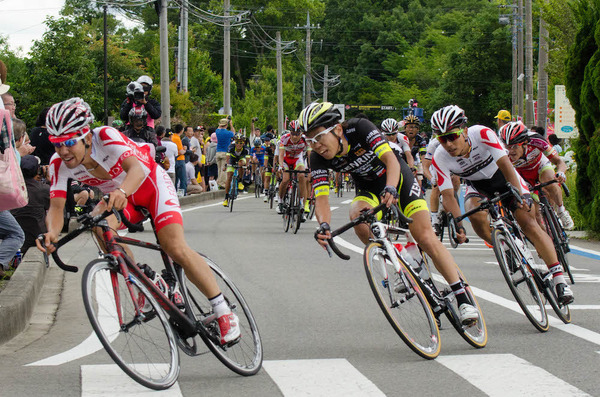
[224,169,233,197]
[279,164,290,200]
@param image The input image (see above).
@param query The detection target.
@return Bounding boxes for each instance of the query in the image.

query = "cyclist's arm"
[548,153,567,179]
[405,150,415,170]
[422,158,433,182]
[107,155,145,211]
[379,150,400,206]
[314,194,332,249]
[278,149,285,169]
[38,197,67,253]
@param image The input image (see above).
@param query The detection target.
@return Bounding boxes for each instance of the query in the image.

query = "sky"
[0,0,140,56]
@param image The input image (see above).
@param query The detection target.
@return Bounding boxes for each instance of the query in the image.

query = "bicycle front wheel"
[81,259,179,390]
[538,271,571,324]
[293,189,302,234]
[178,254,263,376]
[492,229,549,332]
[364,242,441,359]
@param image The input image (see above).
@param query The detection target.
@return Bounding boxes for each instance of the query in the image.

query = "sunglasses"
[305,124,337,145]
[52,132,89,148]
[437,128,463,144]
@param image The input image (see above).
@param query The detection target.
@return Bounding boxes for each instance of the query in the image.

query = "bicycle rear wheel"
[492,229,549,332]
[81,259,179,390]
[293,189,302,234]
[178,254,263,376]
[283,192,292,232]
[364,242,441,359]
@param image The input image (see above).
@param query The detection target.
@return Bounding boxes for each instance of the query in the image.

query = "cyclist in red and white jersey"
[277,120,310,217]
[380,118,415,169]
[36,98,240,345]
[430,105,573,304]
[499,122,574,230]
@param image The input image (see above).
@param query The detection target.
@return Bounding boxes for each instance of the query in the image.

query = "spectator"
[548,134,563,154]
[2,92,16,118]
[182,126,193,163]
[13,118,35,158]
[112,118,124,131]
[10,155,50,256]
[215,118,234,188]
[172,124,187,194]
[122,107,158,147]
[260,123,275,142]
[120,77,162,128]
[30,107,55,165]
[494,109,511,132]
[532,125,547,140]
[159,127,177,186]
[205,132,218,190]
[186,154,203,195]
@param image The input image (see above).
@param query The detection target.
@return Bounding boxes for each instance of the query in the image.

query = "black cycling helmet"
[298,102,341,133]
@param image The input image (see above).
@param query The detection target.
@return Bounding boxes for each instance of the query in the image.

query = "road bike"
[533,180,573,284]
[227,165,242,212]
[451,183,571,331]
[265,167,278,209]
[281,169,309,234]
[254,166,263,199]
[39,203,263,390]
[322,203,487,359]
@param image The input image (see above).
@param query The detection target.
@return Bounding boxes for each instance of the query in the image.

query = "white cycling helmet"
[380,118,399,134]
[137,75,153,88]
[46,97,94,142]
[430,105,467,135]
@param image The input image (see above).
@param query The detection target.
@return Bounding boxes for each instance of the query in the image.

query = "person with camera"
[215,117,235,189]
[119,77,161,128]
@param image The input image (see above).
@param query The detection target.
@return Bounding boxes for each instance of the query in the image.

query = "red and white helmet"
[430,105,467,134]
[46,97,94,142]
[380,118,399,134]
[288,119,301,132]
[499,121,530,146]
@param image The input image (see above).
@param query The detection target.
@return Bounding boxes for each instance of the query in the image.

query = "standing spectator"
[159,127,177,186]
[494,109,511,133]
[205,132,218,190]
[182,126,192,163]
[120,77,162,128]
[548,134,563,154]
[215,118,234,188]
[2,92,16,118]
[11,155,50,256]
[172,124,187,195]
[261,124,275,142]
[186,154,203,195]
[30,107,55,165]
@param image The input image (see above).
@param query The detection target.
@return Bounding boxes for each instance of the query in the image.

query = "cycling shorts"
[122,165,183,233]
[464,169,531,212]
[282,156,306,171]
[353,158,428,219]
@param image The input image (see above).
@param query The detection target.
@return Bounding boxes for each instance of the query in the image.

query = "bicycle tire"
[81,259,180,390]
[177,254,263,376]
[308,197,316,220]
[282,193,291,232]
[492,229,549,332]
[363,242,441,359]
[535,269,571,324]
[228,175,236,213]
[544,206,574,284]
[269,190,274,209]
[293,186,302,234]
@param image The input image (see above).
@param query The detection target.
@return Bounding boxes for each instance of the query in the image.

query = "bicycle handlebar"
[324,203,412,260]
[533,179,570,197]
[454,183,522,224]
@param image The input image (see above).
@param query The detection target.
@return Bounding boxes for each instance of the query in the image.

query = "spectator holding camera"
[120,77,162,128]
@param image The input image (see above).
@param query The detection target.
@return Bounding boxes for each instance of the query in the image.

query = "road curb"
[0,250,48,346]
[0,188,225,347]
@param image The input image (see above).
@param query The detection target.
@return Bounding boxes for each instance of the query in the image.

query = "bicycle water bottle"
[405,242,430,281]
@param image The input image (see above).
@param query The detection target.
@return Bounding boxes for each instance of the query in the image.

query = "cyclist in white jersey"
[36,98,241,344]
[430,105,573,305]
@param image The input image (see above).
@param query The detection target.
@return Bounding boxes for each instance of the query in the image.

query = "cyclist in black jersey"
[299,102,480,326]
[262,140,276,201]
[222,133,250,207]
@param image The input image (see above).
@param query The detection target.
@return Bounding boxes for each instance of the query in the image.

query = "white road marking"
[263,359,386,397]
[437,354,590,397]
[182,195,253,213]
[27,270,118,366]
[341,199,353,204]
[81,364,182,396]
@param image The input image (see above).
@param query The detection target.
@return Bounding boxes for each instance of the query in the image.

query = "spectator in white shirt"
[158,126,178,185]
[186,154,203,194]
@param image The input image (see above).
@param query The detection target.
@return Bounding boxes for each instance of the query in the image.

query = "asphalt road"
[0,192,599,396]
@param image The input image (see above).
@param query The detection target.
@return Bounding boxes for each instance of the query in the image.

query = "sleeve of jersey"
[364,128,392,159]
[98,127,135,161]
[48,155,69,199]
[531,136,557,158]
[479,128,508,161]
[310,153,330,197]
[431,155,452,192]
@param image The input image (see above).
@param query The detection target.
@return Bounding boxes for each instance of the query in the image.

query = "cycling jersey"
[516,153,554,188]
[423,138,440,162]
[410,134,428,159]
[264,146,275,172]
[49,126,182,232]
[310,118,427,217]
[512,133,558,171]
[432,125,529,200]
[251,145,266,166]
[278,133,309,159]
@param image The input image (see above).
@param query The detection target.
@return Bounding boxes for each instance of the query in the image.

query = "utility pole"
[223,0,231,116]
[512,1,518,119]
[103,5,108,125]
[276,32,284,134]
[181,0,188,91]
[323,65,329,102]
[525,0,534,127]
[537,5,549,131]
[302,75,306,109]
[517,0,524,120]
[159,0,171,128]
[296,12,319,105]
